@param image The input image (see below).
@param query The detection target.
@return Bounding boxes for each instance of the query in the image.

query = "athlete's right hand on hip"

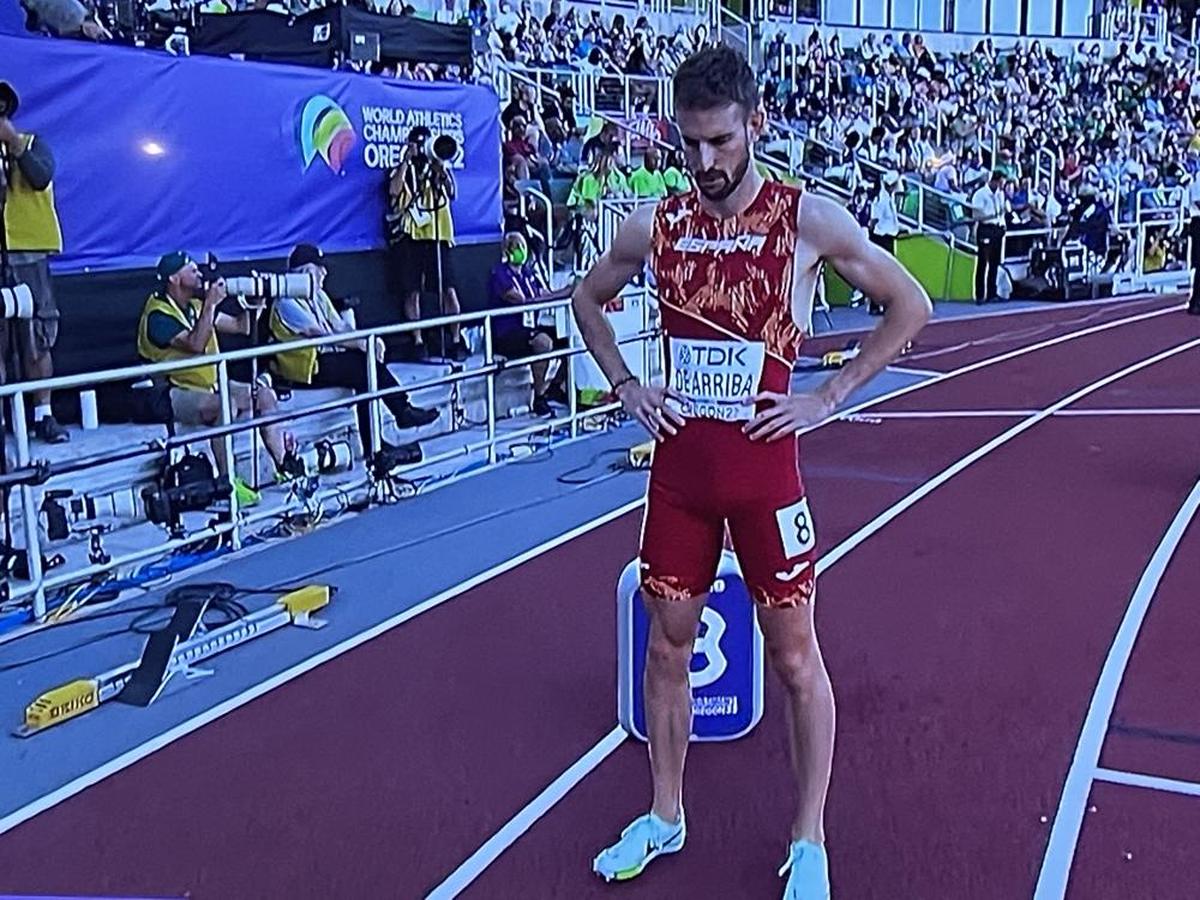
[616,381,687,442]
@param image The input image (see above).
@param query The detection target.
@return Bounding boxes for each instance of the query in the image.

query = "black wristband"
[611,374,637,395]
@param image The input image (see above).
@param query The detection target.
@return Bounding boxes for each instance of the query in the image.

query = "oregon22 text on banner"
[617,550,764,742]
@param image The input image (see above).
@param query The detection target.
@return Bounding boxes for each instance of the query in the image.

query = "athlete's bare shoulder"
[795,190,867,258]
[611,201,659,267]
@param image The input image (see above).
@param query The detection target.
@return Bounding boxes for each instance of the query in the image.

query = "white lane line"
[886,365,945,378]
[812,293,1166,339]
[1056,408,1200,417]
[1034,477,1200,900]
[0,499,645,838]
[1093,768,1200,799]
[849,407,1200,421]
[814,340,1199,575]
[849,410,1035,420]
[4,302,1186,844]
[426,726,628,900]
[796,302,1183,437]
[427,336,1200,899]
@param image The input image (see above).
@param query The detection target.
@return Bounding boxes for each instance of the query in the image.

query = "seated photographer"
[137,252,303,490]
[270,243,435,465]
[487,232,573,417]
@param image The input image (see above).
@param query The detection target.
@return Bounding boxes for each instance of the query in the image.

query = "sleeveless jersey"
[650,180,805,411]
[646,180,808,504]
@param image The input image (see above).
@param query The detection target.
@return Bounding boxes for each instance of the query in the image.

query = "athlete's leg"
[594,479,720,882]
[642,589,708,824]
[757,596,835,845]
[638,476,722,823]
[724,494,830,844]
[728,494,832,896]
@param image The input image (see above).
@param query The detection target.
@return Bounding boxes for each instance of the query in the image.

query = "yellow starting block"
[821,343,862,369]
[627,440,655,469]
[17,584,334,737]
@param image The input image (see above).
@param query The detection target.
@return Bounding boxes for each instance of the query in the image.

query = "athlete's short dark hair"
[672,45,759,115]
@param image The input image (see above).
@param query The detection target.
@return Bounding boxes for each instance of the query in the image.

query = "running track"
[0,297,1197,899]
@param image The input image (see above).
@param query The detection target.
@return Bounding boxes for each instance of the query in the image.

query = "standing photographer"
[0,81,69,443]
[388,126,468,361]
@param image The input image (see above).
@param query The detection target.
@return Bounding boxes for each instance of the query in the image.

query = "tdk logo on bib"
[670,337,765,422]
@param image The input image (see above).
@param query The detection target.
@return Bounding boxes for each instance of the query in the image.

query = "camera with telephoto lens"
[141,452,231,536]
[0,282,33,319]
[199,253,314,310]
[41,488,140,541]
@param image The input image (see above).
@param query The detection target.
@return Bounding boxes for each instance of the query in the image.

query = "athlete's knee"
[645,607,701,676]
[766,639,823,695]
[646,632,693,679]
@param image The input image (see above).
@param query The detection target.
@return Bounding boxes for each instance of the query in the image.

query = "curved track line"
[1034,477,1200,900]
[811,293,1165,341]
[1,304,1184,846]
[428,336,1200,898]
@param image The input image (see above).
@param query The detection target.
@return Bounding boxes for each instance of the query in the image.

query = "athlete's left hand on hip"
[741,391,835,442]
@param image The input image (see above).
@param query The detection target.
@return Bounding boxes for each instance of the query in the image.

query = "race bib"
[775,496,817,559]
[669,337,765,422]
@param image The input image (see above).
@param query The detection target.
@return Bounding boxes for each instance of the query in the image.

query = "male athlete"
[571,47,931,898]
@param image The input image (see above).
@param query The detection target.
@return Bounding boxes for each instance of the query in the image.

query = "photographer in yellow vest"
[0,80,68,443]
[137,252,304,493]
[269,243,435,465]
[387,126,468,361]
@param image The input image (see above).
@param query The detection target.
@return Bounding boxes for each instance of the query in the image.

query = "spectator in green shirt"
[662,148,691,195]
[565,150,627,269]
[566,150,629,209]
[628,147,669,199]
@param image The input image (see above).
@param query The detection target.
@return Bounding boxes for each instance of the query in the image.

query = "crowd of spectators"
[19,0,1200,279]
[759,24,1199,272]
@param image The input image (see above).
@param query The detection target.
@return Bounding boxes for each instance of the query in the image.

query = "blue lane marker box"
[617,549,765,742]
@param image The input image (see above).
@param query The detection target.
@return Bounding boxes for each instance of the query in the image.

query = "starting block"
[16,584,333,737]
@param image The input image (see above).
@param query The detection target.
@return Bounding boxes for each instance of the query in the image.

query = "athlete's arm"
[744,192,931,441]
[571,203,686,441]
[571,203,653,387]
[805,193,931,408]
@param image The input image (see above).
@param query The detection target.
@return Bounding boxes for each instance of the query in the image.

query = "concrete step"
[7,362,555,560]
[7,409,576,595]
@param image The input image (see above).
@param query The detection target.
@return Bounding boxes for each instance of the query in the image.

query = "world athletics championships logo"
[299,95,356,174]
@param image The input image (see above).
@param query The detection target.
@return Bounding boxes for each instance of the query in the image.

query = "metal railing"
[1096,7,1167,44]
[497,64,675,123]
[715,3,753,68]
[793,128,978,251]
[1131,186,1187,281]
[753,0,819,24]
[1035,147,1058,211]
[1000,225,1056,265]
[1,300,660,621]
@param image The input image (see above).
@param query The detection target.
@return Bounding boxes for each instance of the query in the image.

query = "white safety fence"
[1,300,661,622]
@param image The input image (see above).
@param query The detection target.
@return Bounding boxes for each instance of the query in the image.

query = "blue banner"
[0,0,25,36]
[0,34,502,273]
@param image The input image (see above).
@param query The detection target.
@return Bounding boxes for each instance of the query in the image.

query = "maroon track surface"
[1099,512,1200,786]
[1,300,1197,900]
[1068,783,1200,900]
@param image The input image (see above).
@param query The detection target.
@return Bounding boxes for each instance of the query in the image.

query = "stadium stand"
[2,0,1197,626]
